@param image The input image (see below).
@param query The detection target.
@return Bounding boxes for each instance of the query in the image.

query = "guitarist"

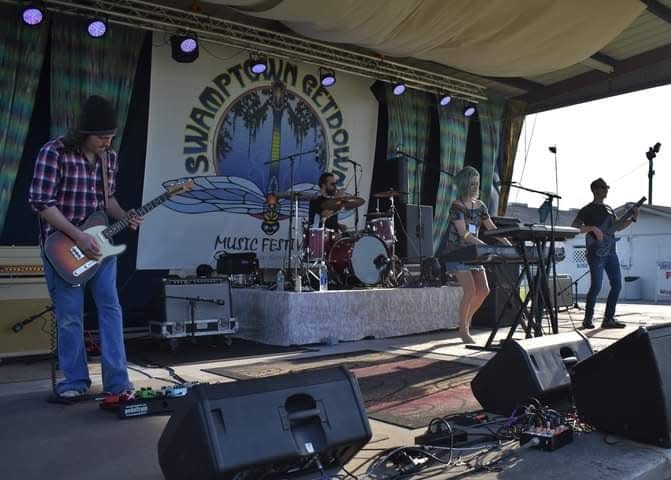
[28,95,142,400]
[571,178,638,329]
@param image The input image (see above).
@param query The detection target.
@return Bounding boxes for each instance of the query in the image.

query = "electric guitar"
[44,179,193,285]
[585,196,645,257]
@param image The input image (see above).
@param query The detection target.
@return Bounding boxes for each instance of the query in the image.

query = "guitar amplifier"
[150,277,238,339]
[0,247,53,358]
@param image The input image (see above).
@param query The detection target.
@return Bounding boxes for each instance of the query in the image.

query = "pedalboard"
[520,424,573,451]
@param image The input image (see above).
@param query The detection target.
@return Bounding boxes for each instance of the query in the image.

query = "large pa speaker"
[572,324,671,447]
[472,264,521,328]
[398,204,433,261]
[471,331,593,415]
[158,366,372,480]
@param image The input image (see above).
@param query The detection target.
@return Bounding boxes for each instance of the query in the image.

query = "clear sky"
[511,84,671,212]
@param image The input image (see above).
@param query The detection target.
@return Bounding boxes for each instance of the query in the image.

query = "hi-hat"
[321,195,365,211]
[373,190,407,198]
[274,191,317,200]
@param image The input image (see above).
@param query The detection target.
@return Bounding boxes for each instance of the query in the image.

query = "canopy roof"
[15,0,671,112]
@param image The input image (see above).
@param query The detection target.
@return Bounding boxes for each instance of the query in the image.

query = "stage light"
[249,53,267,74]
[21,3,45,26]
[319,67,336,87]
[170,33,199,63]
[392,82,406,95]
[439,93,452,106]
[87,18,107,38]
[463,105,476,117]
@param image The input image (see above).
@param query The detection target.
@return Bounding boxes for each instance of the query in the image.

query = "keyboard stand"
[466,241,556,351]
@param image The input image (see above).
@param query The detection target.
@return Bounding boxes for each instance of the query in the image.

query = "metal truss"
[8,0,488,103]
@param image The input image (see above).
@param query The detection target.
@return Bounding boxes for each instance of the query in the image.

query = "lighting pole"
[646,142,661,206]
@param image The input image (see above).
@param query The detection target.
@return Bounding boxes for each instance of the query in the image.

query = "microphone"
[341,158,361,167]
[394,144,404,153]
[494,180,516,187]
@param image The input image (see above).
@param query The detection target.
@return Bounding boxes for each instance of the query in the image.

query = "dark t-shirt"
[573,203,616,229]
[308,196,340,231]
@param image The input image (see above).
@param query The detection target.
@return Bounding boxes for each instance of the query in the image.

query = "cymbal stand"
[386,195,404,286]
[264,148,318,290]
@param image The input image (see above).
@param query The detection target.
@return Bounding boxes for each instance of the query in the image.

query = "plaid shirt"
[28,137,117,245]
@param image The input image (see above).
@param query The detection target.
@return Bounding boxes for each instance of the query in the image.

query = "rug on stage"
[205,350,482,429]
[126,337,313,368]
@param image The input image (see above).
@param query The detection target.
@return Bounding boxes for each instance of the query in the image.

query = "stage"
[231,285,462,346]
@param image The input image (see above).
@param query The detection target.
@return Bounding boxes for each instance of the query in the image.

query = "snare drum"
[304,227,335,260]
[328,234,389,286]
[366,217,395,245]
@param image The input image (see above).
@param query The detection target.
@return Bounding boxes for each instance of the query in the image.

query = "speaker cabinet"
[398,204,433,261]
[472,264,521,328]
[572,324,671,447]
[471,331,593,415]
[158,366,372,480]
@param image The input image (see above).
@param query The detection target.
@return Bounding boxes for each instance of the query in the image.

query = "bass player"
[571,177,639,329]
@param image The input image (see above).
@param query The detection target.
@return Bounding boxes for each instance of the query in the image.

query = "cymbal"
[365,211,391,219]
[274,191,317,200]
[373,190,407,198]
[321,195,365,211]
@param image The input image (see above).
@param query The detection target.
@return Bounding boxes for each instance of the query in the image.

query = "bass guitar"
[585,196,646,257]
[44,179,193,285]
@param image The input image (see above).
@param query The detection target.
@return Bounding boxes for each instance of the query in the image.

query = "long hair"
[59,130,88,154]
[454,166,480,200]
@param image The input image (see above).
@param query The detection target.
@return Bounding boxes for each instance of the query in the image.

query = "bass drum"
[328,234,389,286]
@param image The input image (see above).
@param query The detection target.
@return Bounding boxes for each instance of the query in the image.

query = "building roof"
[503,201,671,225]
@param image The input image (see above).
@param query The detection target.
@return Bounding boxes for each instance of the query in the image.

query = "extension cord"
[415,427,468,446]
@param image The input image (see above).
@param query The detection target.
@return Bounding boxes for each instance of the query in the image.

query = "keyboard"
[482,225,579,242]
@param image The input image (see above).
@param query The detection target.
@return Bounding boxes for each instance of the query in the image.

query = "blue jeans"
[584,253,622,323]
[43,256,132,394]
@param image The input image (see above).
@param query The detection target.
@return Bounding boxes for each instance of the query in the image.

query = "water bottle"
[319,263,328,292]
[276,269,285,291]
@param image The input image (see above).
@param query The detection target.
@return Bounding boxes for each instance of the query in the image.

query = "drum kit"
[297,189,408,289]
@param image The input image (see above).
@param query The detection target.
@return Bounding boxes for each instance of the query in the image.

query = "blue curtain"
[50,14,144,149]
[0,5,48,235]
[478,99,506,213]
[385,88,432,204]
[433,99,470,254]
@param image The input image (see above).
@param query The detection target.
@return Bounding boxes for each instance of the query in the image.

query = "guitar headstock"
[165,179,194,196]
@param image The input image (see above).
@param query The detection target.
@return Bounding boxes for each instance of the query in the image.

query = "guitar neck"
[611,197,646,232]
[103,192,170,238]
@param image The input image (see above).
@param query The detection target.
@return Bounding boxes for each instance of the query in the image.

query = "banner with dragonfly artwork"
[138,37,378,269]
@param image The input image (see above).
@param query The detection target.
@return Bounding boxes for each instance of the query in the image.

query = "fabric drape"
[498,100,527,216]
[0,5,48,235]
[478,99,506,213]
[50,14,144,149]
[385,88,432,205]
[218,0,644,77]
[433,100,469,254]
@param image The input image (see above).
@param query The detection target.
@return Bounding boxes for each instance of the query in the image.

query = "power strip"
[520,425,573,451]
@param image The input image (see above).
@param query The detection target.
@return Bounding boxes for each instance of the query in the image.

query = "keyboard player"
[443,166,511,344]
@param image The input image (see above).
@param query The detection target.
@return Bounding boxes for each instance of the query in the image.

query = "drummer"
[308,172,348,233]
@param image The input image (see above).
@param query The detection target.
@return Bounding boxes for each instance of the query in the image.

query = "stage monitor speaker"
[471,331,593,416]
[158,366,372,480]
[398,203,433,261]
[472,264,521,328]
[572,324,671,447]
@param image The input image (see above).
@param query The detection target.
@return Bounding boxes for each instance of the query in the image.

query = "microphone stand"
[394,148,453,285]
[340,159,363,232]
[503,181,562,334]
[265,148,318,289]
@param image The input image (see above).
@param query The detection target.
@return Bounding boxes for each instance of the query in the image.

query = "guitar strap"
[100,150,110,211]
